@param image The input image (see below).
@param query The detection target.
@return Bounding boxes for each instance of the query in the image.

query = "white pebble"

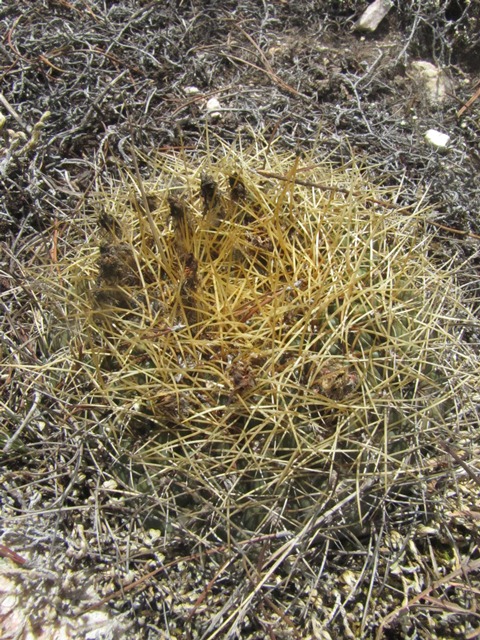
[206,97,222,119]
[425,129,450,148]
[102,479,118,490]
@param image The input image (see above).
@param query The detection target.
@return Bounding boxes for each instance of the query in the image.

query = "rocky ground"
[1,1,480,638]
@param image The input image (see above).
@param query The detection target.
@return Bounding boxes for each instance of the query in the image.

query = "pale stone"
[355,0,393,33]
[206,97,222,119]
[410,60,454,106]
[425,129,450,148]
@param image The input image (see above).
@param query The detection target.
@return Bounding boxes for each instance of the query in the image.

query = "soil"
[1,1,480,639]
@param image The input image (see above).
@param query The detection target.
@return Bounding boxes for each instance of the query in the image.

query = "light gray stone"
[355,0,393,33]
[409,61,455,106]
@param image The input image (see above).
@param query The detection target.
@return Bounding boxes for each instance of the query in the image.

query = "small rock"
[425,129,450,148]
[355,0,393,33]
[206,97,222,120]
[102,479,118,490]
[184,86,200,95]
[409,61,454,106]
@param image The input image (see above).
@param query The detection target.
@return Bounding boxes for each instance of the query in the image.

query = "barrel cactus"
[35,136,477,539]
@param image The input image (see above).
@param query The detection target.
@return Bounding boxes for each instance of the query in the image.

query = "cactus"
[36,137,477,538]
